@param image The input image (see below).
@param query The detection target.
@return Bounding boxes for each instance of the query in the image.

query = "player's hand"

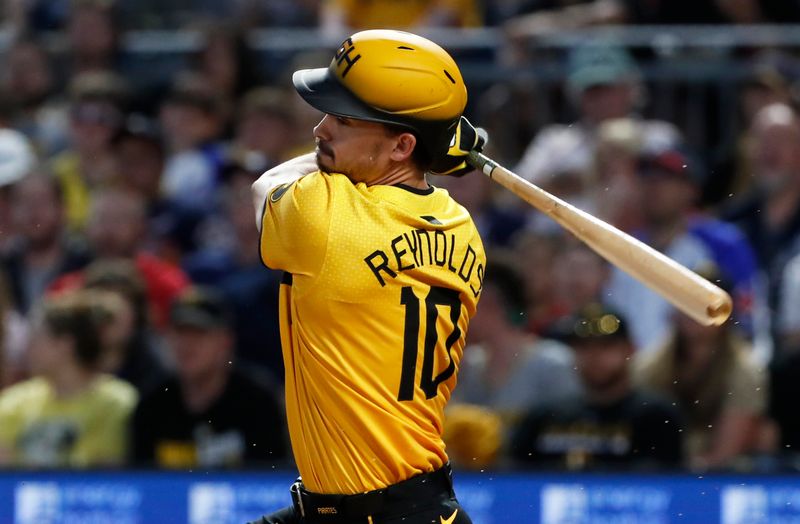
[429,116,488,177]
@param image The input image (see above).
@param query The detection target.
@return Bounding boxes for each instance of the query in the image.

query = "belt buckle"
[290,481,306,518]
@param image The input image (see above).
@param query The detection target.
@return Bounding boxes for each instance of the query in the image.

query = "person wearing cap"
[130,286,287,469]
[250,30,486,524]
[605,143,761,355]
[515,43,679,213]
[510,304,684,471]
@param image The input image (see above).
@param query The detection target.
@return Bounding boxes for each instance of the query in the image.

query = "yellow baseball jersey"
[259,170,485,494]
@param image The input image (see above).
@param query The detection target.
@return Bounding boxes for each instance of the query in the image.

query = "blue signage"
[1,471,799,523]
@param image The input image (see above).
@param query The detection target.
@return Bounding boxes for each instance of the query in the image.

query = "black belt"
[290,464,454,523]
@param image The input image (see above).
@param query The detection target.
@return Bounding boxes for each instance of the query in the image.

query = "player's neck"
[366,163,427,189]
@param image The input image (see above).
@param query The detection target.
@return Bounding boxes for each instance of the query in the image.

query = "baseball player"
[249,30,486,524]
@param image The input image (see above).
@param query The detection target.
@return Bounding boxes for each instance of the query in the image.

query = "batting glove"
[429,116,488,177]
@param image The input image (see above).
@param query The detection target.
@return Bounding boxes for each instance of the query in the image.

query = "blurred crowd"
[2,0,800,474]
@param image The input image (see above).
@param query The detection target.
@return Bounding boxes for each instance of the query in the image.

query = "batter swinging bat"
[467,151,733,327]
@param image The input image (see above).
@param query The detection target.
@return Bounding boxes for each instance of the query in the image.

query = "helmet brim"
[293,68,395,125]
[292,67,457,161]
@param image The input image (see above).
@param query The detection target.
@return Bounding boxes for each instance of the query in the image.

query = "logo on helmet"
[335,38,361,79]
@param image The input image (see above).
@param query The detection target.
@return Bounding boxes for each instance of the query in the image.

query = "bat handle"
[467,151,498,178]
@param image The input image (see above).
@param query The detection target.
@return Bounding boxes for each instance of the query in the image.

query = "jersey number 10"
[398,286,462,401]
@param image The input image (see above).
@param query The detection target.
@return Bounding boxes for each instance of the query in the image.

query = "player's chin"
[315,152,335,173]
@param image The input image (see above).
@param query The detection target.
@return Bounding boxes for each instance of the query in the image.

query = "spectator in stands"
[616,0,755,24]
[111,115,207,264]
[320,0,482,36]
[505,0,799,36]
[0,291,137,468]
[451,257,581,422]
[235,0,320,28]
[0,273,28,388]
[443,403,503,470]
[720,59,794,200]
[515,43,679,212]
[50,71,128,232]
[551,241,611,318]
[511,230,570,335]
[158,74,227,212]
[282,51,328,156]
[131,286,287,469]
[474,79,544,168]
[606,145,760,352]
[83,260,170,394]
[769,348,800,458]
[634,288,767,470]
[50,188,189,331]
[66,0,122,76]
[112,115,165,211]
[2,172,90,315]
[722,103,800,354]
[231,87,297,175]
[592,117,644,232]
[191,23,262,100]
[505,1,623,43]
[5,37,69,156]
[511,304,683,470]
[0,129,37,254]
[619,0,800,24]
[183,164,283,379]
[777,252,800,351]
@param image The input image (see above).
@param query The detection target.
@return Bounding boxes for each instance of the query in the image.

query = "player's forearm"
[252,152,318,228]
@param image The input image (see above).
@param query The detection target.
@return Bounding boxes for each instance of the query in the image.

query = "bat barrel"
[466,151,733,327]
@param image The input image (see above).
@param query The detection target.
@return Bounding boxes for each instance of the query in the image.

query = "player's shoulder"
[284,171,359,202]
[428,184,477,220]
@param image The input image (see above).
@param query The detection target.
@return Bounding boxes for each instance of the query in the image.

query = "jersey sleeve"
[259,172,335,276]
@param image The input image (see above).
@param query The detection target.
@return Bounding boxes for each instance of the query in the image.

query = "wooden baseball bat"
[467,151,733,326]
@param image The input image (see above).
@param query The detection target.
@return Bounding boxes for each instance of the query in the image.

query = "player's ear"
[390,132,417,162]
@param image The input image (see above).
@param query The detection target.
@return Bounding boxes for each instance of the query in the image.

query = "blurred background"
[2,0,800,522]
